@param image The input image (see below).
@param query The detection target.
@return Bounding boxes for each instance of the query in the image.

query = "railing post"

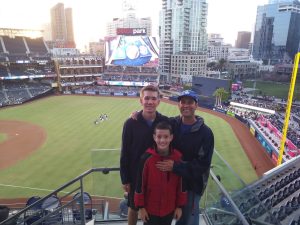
[210,171,250,225]
[0,168,120,225]
[79,178,86,225]
[203,180,208,208]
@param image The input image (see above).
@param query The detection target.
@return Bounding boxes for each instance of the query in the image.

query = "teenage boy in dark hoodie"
[120,85,168,225]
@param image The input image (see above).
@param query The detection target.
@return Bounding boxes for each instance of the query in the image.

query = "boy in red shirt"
[134,121,187,225]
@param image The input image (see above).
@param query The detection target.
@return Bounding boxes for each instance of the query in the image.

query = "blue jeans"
[176,191,201,225]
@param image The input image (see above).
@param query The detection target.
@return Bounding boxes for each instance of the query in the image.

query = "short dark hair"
[154,121,173,134]
[140,85,160,98]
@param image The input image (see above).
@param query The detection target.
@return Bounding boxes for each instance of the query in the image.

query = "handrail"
[213,149,247,186]
[209,171,250,225]
[204,208,274,225]
[0,167,120,225]
[3,165,288,225]
[206,171,282,225]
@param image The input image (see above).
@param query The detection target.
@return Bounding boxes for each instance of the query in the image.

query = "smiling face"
[178,96,197,119]
[153,128,173,155]
[140,90,160,115]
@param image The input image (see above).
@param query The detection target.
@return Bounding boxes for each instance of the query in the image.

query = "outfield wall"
[248,120,291,164]
[211,106,294,165]
[66,90,139,97]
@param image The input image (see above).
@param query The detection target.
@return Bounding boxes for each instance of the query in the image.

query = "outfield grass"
[244,80,300,100]
[0,95,257,198]
[0,134,6,143]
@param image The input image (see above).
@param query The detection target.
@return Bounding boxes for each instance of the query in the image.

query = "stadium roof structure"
[0,28,43,38]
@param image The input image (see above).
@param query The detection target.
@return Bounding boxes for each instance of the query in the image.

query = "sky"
[0,0,269,51]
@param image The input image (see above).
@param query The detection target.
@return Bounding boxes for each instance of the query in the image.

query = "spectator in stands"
[134,121,186,225]
[156,90,214,225]
[120,85,168,225]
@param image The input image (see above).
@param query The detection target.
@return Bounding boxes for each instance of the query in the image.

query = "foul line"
[0,183,68,193]
[0,183,123,200]
[91,148,120,152]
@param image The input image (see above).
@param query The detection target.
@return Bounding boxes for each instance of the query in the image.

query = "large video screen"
[105,36,159,67]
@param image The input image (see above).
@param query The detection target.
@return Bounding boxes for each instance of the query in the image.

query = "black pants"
[144,212,174,225]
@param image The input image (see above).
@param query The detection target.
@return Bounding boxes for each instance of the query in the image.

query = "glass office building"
[159,0,207,83]
[252,0,300,64]
[268,0,293,3]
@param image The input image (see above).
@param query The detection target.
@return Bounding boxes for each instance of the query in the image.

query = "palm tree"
[207,61,217,70]
[218,58,227,72]
[213,88,229,107]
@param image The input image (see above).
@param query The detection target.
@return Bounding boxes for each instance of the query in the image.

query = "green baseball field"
[0,95,257,199]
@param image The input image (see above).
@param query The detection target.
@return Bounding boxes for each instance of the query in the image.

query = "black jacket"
[120,111,168,185]
[171,116,214,195]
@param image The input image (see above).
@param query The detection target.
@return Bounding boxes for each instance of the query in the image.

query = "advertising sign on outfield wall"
[256,133,273,156]
[226,111,235,117]
[272,151,278,164]
[213,107,227,114]
[250,126,256,136]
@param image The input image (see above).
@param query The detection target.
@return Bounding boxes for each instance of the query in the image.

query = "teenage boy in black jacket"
[120,85,168,225]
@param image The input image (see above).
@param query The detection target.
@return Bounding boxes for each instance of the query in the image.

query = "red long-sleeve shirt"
[134,148,187,217]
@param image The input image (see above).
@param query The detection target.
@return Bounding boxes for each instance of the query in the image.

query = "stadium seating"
[241,158,300,224]
[0,56,7,62]
[206,155,300,225]
[0,206,9,223]
[23,196,43,225]
[2,36,27,54]
[41,195,63,225]
[0,80,52,107]
[0,38,4,53]
[72,192,93,223]
[8,55,30,62]
[25,37,48,55]
[0,65,8,77]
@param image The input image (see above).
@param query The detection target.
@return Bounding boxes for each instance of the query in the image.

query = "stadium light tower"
[277,52,299,165]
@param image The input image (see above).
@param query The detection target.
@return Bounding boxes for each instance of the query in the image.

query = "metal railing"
[202,151,300,225]
[0,167,120,225]
[1,165,253,225]
[3,157,298,225]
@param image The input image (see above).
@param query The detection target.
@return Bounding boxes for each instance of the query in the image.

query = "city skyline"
[0,0,268,51]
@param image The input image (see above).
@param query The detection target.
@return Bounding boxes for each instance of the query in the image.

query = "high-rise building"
[50,3,75,48]
[64,8,75,46]
[235,31,251,49]
[159,0,208,83]
[89,39,105,56]
[268,0,293,3]
[106,2,152,37]
[252,0,300,64]
[207,33,230,60]
[51,3,66,41]
[208,33,224,45]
